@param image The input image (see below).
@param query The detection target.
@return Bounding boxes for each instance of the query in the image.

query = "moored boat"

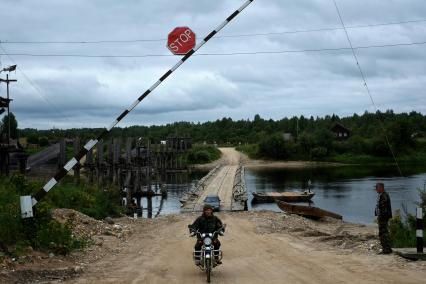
[276,200,342,220]
[252,191,315,203]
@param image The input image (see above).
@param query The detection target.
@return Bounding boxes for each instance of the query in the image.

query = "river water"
[140,165,426,224]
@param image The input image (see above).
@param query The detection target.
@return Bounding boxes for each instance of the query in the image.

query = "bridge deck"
[182,148,246,212]
[192,165,238,211]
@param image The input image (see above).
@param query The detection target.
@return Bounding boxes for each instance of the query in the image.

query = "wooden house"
[331,123,350,139]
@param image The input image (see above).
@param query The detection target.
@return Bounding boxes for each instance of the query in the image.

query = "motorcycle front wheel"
[206,259,211,283]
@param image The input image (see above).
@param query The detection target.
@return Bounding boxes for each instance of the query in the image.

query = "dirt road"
[67,212,426,284]
[193,147,344,171]
[8,148,424,283]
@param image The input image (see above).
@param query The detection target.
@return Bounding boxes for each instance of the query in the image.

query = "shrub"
[236,144,259,159]
[389,185,426,247]
[34,220,83,255]
[27,134,39,145]
[389,210,416,248]
[0,176,122,255]
[45,180,125,220]
[39,137,49,147]
[258,134,289,160]
[186,145,221,164]
[311,147,327,160]
[370,138,392,157]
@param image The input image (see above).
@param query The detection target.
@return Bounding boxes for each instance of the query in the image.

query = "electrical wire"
[0,43,73,124]
[332,0,403,176]
[0,18,425,44]
[0,40,425,58]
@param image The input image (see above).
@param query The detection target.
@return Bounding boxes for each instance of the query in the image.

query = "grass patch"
[236,144,259,159]
[330,152,426,165]
[389,186,426,248]
[0,175,124,255]
[24,146,48,156]
[186,144,221,164]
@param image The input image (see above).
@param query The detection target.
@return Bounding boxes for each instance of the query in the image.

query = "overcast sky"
[0,0,425,129]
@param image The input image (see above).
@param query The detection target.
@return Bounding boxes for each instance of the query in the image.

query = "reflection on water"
[138,171,207,218]
[139,165,426,225]
[246,165,426,224]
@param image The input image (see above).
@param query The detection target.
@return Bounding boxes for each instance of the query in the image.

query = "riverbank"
[191,147,347,171]
[2,210,425,283]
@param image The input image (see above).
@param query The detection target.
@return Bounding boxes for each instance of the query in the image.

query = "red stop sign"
[167,27,196,55]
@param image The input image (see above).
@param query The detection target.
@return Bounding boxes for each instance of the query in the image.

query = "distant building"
[331,123,350,139]
[282,133,293,141]
[411,131,426,139]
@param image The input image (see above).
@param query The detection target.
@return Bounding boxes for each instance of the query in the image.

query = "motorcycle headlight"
[204,237,212,246]
[208,233,213,237]
[201,233,206,238]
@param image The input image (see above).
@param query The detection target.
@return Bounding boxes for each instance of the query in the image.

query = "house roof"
[331,122,350,132]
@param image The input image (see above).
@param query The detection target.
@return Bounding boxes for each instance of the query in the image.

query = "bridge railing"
[232,163,247,204]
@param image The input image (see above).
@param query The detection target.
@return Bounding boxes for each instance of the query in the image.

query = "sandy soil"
[192,147,345,170]
[4,148,426,283]
[63,212,426,284]
[3,212,426,284]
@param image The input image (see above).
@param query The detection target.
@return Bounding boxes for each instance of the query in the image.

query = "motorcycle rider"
[190,204,224,265]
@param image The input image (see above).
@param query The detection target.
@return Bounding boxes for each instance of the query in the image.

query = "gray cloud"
[0,0,425,129]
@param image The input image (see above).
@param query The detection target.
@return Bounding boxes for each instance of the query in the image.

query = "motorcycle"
[188,224,226,283]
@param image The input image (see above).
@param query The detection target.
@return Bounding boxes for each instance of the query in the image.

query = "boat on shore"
[276,200,342,220]
[252,191,315,203]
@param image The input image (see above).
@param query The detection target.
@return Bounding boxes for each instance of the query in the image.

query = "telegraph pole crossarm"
[0,75,17,148]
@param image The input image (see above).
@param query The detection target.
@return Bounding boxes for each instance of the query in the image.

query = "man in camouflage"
[374,182,392,254]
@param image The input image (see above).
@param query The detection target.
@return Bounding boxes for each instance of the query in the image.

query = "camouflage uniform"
[375,191,392,253]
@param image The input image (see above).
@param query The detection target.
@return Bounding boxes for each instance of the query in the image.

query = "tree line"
[9,110,426,162]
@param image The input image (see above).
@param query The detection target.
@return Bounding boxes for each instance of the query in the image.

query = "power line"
[27,0,254,210]
[0,43,73,123]
[0,40,425,58]
[332,0,403,177]
[1,18,426,44]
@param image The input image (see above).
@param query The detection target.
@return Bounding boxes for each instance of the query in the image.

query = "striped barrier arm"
[417,207,424,253]
[26,0,255,210]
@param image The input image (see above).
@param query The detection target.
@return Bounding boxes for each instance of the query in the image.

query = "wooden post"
[73,138,80,181]
[147,196,153,218]
[147,140,151,192]
[107,139,114,184]
[97,140,104,186]
[126,137,132,163]
[58,138,66,169]
[113,138,120,185]
[86,148,94,183]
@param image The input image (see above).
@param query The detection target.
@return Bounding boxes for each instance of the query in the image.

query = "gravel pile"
[247,210,380,254]
[51,208,132,240]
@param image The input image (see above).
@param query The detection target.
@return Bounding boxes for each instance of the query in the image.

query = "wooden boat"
[276,200,342,220]
[252,191,315,203]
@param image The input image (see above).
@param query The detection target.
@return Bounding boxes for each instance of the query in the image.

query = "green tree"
[1,113,18,139]
[27,134,40,144]
[39,137,50,147]
[313,128,333,154]
[258,133,289,160]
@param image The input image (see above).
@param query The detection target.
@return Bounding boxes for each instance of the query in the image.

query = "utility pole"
[0,74,17,148]
[0,65,17,176]
[296,118,299,140]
